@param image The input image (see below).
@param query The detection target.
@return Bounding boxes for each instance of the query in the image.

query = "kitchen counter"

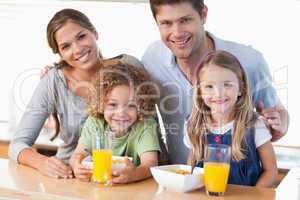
[0,158,280,200]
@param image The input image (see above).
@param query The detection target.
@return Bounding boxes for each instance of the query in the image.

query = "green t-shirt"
[78,116,161,166]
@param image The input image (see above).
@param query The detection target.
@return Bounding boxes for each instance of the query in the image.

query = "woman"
[8,8,142,179]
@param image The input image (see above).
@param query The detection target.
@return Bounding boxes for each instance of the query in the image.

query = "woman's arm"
[8,70,72,178]
[18,148,73,178]
[256,141,278,187]
[112,151,158,184]
[12,114,73,179]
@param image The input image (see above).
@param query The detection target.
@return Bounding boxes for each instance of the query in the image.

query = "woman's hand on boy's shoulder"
[111,158,135,184]
[40,65,54,79]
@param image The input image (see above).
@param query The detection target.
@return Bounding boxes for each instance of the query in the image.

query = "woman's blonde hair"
[187,50,257,162]
[88,63,160,121]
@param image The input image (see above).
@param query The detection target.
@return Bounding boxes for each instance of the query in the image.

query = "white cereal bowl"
[150,164,204,193]
[82,155,132,171]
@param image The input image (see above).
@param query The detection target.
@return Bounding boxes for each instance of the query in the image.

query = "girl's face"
[55,21,99,71]
[103,85,138,137]
[199,64,241,121]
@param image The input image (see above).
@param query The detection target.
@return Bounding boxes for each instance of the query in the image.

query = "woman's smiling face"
[55,20,99,70]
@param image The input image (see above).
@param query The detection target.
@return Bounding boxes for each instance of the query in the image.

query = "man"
[142,0,289,164]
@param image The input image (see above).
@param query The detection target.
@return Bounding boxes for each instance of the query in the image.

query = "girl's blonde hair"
[88,63,159,121]
[187,50,257,162]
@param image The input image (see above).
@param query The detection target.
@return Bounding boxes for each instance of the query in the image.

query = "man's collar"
[162,43,178,68]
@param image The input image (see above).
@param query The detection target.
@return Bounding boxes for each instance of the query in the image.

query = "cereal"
[112,159,126,164]
[170,169,191,175]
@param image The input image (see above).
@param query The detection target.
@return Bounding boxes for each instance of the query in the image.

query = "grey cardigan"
[8,54,144,163]
[9,67,88,163]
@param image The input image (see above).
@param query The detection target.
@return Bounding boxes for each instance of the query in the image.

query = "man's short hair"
[150,0,205,20]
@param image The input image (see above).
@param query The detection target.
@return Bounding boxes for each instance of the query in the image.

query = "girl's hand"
[73,161,93,182]
[37,156,73,179]
[111,158,135,184]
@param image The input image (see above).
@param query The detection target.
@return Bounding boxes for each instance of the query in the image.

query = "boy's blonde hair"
[187,50,257,162]
[88,62,160,121]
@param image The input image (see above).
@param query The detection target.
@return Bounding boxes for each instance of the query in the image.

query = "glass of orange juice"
[204,144,231,196]
[92,131,112,185]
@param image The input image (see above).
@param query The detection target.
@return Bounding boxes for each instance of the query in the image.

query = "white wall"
[1,0,299,146]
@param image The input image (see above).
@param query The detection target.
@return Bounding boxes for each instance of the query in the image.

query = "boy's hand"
[111,158,135,184]
[73,161,93,182]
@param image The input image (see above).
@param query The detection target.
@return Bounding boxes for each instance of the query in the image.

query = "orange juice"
[204,162,230,193]
[92,149,112,183]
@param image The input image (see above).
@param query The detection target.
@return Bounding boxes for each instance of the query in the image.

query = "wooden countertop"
[0,159,280,200]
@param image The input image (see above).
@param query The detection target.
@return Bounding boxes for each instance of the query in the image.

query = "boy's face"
[155,2,207,61]
[104,85,138,137]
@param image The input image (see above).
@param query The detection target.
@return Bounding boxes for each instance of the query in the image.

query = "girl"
[8,8,142,179]
[185,50,277,187]
[70,63,161,184]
